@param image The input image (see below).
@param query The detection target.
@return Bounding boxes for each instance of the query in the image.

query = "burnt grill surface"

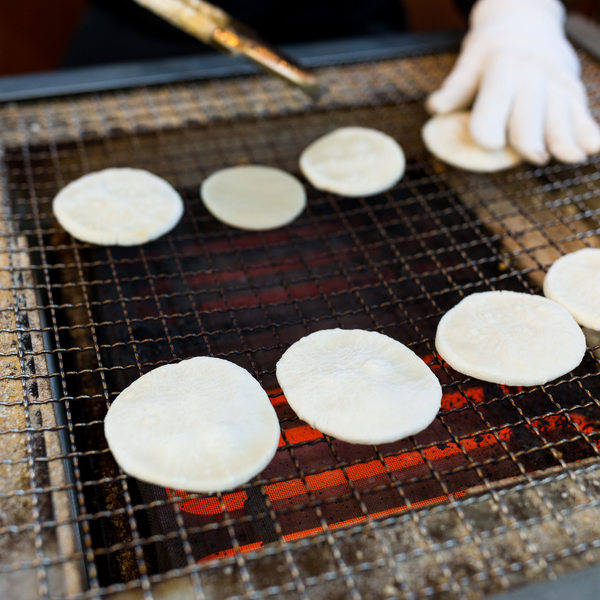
[1,52,600,599]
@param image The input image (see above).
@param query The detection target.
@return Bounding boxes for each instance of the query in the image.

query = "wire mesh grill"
[1,51,600,600]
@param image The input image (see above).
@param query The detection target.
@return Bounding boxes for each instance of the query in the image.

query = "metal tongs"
[134,0,325,99]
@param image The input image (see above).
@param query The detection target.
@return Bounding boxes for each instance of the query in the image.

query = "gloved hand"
[427,0,600,164]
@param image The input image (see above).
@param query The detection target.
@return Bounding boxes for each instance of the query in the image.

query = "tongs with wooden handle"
[133,0,325,99]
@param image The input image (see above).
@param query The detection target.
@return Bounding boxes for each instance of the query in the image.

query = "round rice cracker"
[435,291,586,387]
[422,111,522,172]
[53,168,184,246]
[299,127,406,197]
[543,248,600,331]
[104,357,280,493]
[276,329,442,445]
[200,165,306,230]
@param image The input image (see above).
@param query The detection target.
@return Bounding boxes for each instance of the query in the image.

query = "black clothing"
[454,0,477,16]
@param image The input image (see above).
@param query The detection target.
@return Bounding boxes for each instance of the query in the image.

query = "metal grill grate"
[2,51,600,600]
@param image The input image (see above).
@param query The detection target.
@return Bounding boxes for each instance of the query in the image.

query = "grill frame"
[1,36,600,600]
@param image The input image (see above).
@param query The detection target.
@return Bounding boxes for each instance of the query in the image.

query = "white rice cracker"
[435,291,586,386]
[299,127,406,197]
[53,168,184,246]
[104,357,280,493]
[422,111,522,172]
[543,248,600,331]
[276,329,441,445]
[200,165,306,230]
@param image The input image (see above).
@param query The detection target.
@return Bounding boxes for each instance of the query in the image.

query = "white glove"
[427,0,600,164]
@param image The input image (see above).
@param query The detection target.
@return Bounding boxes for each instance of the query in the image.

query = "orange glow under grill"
[197,490,470,562]
[169,388,599,514]
[198,542,264,563]
[168,490,248,515]
[170,380,486,516]
[169,369,600,563]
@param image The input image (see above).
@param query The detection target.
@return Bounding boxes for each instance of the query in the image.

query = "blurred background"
[0,0,598,77]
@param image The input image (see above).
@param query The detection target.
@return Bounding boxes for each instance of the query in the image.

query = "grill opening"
[3,77,600,596]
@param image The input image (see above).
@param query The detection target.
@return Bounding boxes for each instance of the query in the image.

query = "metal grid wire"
[1,51,600,600]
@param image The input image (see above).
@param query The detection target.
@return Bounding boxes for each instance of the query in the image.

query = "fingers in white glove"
[545,84,587,163]
[469,54,517,150]
[426,39,484,114]
[507,69,549,165]
[569,93,600,156]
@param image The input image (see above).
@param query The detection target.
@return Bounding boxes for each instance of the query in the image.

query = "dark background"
[0,0,598,77]
[0,1,466,76]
